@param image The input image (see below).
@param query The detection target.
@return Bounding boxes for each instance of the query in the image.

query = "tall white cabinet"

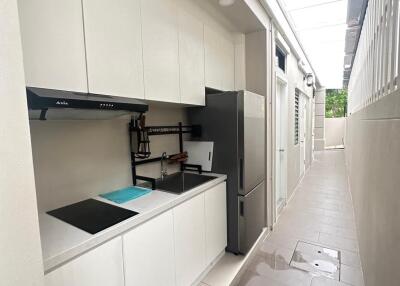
[178,9,205,105]
[140,0,180,103]
[82,0,145,99]
[45,237,124,286]
[18,0,88,92]
[204,25,235,91]
[123,210,175,286]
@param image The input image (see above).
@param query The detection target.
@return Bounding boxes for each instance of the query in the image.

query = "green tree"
[325,89,347,118]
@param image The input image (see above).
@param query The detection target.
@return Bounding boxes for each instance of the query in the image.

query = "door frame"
[272,69,288,224]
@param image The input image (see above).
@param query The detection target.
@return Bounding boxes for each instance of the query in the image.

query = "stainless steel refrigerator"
[188,90,265,254]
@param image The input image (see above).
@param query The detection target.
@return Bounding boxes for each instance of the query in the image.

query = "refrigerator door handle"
[239,158,244,189]
[240,201,244,216]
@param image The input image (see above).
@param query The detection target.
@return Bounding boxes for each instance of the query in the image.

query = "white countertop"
[39,173,227,273]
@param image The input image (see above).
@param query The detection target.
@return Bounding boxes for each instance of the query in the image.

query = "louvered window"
[294,89,299,145]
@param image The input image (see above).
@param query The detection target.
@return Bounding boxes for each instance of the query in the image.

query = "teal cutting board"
[100,186,151,204]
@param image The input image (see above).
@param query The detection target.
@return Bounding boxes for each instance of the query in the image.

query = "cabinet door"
[205,182,227,265]
[44,237,124,286]
[173,194,206,286]
[178,9,205,106]
[17,0,87,92]
[220,37,235,91]
[123,210,175,286]
[141,0,180,103]
[204,25,221,90]
[82,0,144,98]
[204,25,235,91]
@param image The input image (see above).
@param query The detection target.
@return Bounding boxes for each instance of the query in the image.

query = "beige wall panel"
[31,105,187,212]
[346,89,400,286]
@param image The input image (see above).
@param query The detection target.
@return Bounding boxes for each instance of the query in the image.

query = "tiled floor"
[237,150,364,286]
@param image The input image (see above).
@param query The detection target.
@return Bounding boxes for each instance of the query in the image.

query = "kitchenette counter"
[39,173,227,272]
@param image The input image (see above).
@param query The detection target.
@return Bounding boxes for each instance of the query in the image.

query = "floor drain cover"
[289,241,341,280]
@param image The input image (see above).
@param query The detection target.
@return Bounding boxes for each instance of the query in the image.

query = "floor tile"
[340,249,361,268]
[248,255,313,286]
[340,264,364,286]
[311,276,350,286]
[228,151,364,286]
[257,241,294,263]
[318,233,359,252]
[237,270,287,286]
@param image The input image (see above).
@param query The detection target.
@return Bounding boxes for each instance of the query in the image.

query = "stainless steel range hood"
[27,87,148,120]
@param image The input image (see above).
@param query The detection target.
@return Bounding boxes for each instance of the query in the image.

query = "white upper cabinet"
[220,36,235,91]
[205,182,227,265]
[82,0,144,98]
[123,210,175,286]
[44,237,124,286]
[204,25,221,90]
[178,9,205,106]
[140,0,180,103]
[204,25,235,91]
[173,193,206,286]
[18,0,88,92]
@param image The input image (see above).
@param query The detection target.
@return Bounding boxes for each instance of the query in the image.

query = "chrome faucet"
[161,152,168,180]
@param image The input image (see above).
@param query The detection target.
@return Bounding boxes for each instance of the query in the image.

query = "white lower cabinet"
[123,210,176,286]
[44,182,227,286]
[173,193,206,286]
[44,237,124,286]
[205,182,227,265]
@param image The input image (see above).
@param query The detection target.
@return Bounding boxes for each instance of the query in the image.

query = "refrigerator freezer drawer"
[238,181,265,254]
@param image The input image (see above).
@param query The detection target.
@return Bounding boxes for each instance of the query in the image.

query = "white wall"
[0,0,44,284]
[325,117,345,148]
[285,48,314,199]
[31,105,187,212]
[314,88,326,150]
[346,89,400,286]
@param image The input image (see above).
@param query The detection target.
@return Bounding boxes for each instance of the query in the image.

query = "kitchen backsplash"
[30,104,187,212]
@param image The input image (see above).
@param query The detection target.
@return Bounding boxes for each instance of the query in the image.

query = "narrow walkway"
[238,150,364,286]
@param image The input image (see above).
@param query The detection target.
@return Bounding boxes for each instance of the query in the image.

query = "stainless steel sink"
[156,172,217,194]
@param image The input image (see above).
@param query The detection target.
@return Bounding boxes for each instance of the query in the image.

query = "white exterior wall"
[0,0,44,285]
[314,88,326,150]
[245,0,317,213]
[346,1,400,286]
[325,117,345,148]
[285,51,314,199]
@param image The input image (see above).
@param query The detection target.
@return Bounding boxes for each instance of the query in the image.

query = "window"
[294,89,299,145]
[276,46,286,72]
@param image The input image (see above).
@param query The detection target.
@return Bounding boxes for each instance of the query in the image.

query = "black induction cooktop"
[47,199,138,234]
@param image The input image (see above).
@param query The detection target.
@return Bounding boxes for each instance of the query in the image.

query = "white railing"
[348,0,400,114]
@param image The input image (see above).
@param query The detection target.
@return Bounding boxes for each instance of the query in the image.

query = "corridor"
[237,150,364,286]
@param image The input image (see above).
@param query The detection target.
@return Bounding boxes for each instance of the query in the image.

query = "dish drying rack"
[129,116,203,189]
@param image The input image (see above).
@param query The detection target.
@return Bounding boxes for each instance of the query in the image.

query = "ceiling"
[280,0,349,88]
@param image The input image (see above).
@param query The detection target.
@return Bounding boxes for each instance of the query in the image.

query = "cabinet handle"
[240,201,244,216]
[239,158,243,189]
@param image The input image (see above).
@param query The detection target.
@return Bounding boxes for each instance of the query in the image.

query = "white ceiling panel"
[281,0,348,88]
